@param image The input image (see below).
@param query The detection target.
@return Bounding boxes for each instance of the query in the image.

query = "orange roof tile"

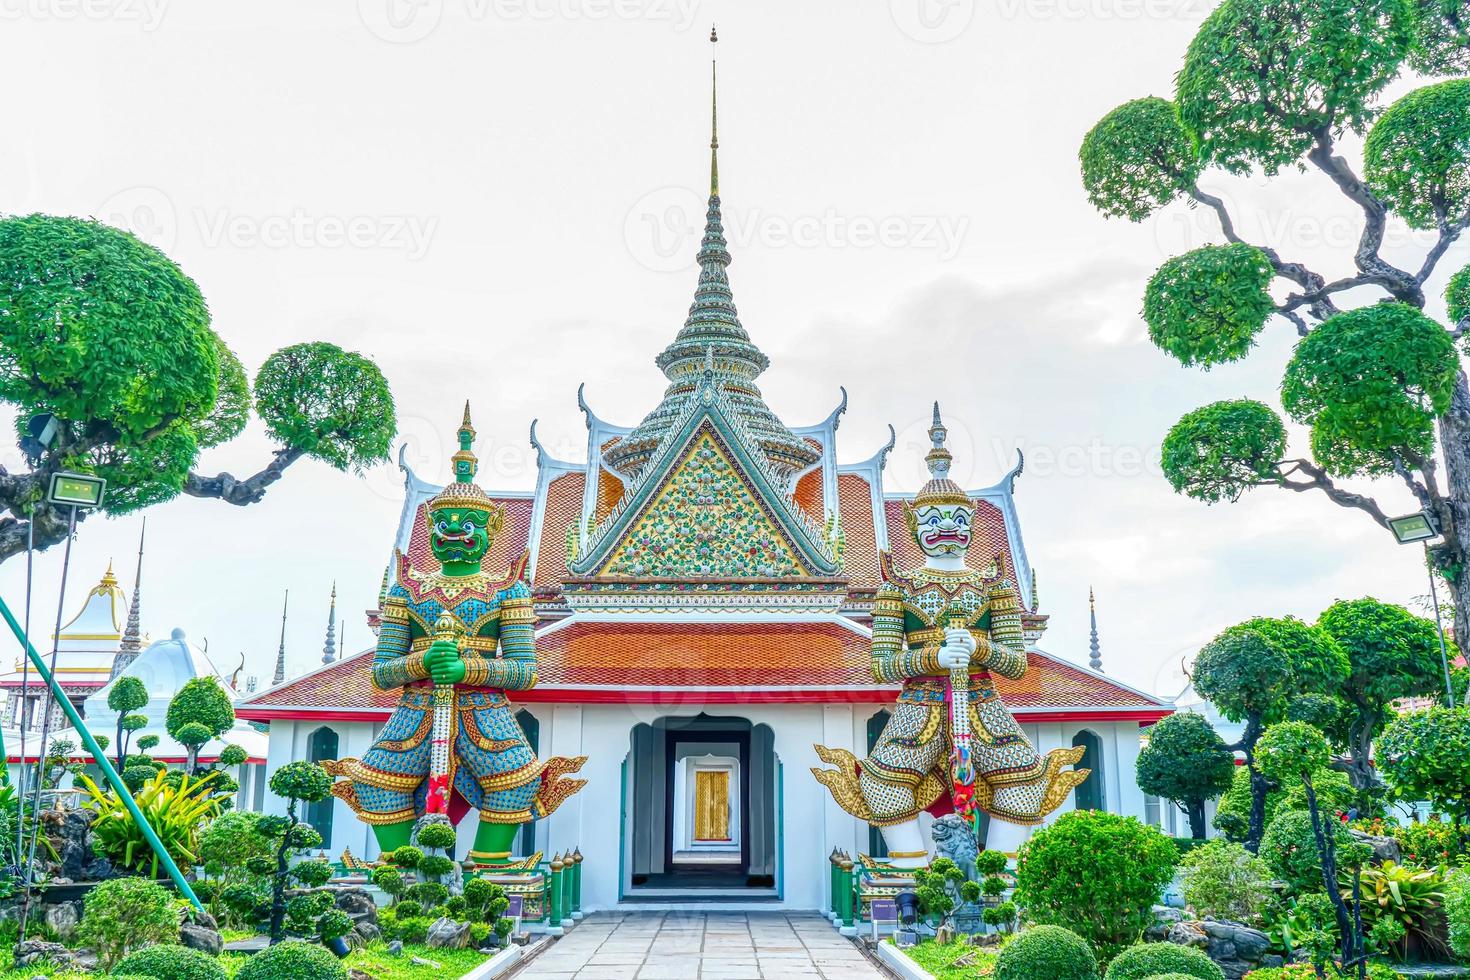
[239,621,1164,715]
[533,472,585,589]
[838,473,880,587]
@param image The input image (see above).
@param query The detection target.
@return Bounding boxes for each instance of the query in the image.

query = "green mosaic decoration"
[604,430,803,578]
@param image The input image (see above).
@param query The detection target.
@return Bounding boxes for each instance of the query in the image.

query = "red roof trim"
[5,754,266,765]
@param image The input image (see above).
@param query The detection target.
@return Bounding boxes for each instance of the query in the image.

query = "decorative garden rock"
[426,916,471,949]
[180,920,224,956]
[354,921,383,944]
[1349,830,1401,865]
[54,809,113,881]
[42,900,79,939]
[1149,909,1281,980]
[14,940,74,968]
[334,886,379,922]
[1167,921,1208,948]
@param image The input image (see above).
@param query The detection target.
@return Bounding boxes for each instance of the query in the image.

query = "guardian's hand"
[938,627,975,670]
[424,639,465,684]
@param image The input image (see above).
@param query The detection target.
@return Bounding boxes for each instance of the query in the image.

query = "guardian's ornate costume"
[328,406,586,862]
[815,406,1087,861]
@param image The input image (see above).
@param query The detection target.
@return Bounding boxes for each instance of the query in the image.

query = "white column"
[544,704,584,862]
[1112,722,1146,821]
[820,703,857,913]
[574,706,631,912]
[338,722,378,861]
[261,721,297,817]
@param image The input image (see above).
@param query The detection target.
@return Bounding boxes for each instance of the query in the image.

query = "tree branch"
[1276,458,1391,528]
[1306,128,1423,307]
[1417,207,1470,285]
[1189,184,1334,324]
[183,446,306,506]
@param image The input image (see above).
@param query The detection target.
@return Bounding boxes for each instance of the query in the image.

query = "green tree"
[264,761,332,943]
[1377,706,1470,841]
[0,215,395,565]
[1317,598,1448,795]
[166,677,235,771]
[1256,722,1374,980]
[1079,0,1470,647]
[1191,617,1349,849]
[1136,711,1235,839]
[1015,810,1178,962]
[106,676,149,771]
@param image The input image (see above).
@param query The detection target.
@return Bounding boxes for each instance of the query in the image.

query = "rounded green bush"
[234,939,346,980]
[1016,811,1178,962]
[1446,263,1470,326]
[113,944,229,980]
[1143,244,1275,368]
[1259,810,1349,893]
[396,916,431,944]
[416,822,458,850]
[996,925,1099,980]
[1105,943,1224,980]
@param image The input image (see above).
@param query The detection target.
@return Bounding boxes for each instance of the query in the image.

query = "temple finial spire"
[709,24,719,196]
[1088,586,1103,672]
[321,582,338,665]
[111,518,146,680]
[273,590,289,686]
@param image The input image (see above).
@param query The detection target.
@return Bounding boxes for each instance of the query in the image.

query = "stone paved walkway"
[513,910,889,979]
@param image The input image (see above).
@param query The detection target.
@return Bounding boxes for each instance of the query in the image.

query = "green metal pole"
[0,594,202,910]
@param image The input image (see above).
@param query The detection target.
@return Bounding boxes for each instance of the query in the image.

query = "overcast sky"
[0,1,1462,697]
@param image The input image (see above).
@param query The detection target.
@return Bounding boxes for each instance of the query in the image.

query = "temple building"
[239,50,1173,910]
[0,563,132,734]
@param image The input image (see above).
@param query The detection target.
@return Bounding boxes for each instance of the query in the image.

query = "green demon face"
[428,506,493,568]
[913,502,974,558]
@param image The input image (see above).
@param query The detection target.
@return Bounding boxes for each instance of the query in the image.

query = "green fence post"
[549,854,565,930]
[0,595,202,910]
[840,857,856,928]
[571,847,583,917]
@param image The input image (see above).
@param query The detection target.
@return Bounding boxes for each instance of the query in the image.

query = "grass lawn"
[895,938,997,980]
[0,940,493,980]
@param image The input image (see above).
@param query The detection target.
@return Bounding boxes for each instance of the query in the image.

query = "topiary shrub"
[996,925,1099,980]
[1446,869,1469,962]
[1104,943,1224,980]
[235,939,347,980]
[395,916,431,944]
[1178,839,1272,922]
[78,876,180,970]
[1016,810,1179,962]
[1259,810,1350,894]
[113,944,228,980]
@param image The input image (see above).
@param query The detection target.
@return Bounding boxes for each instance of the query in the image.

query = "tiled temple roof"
[239,621,1167,717]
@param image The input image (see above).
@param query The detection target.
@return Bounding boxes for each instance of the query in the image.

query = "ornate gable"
[568,377,840,581]
[599,427,806,578]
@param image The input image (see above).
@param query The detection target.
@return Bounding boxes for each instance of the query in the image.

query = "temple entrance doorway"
[625,714,778,900]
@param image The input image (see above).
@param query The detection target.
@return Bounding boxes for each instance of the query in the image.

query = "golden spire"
[709,24,719,197]
[100,560,117,588]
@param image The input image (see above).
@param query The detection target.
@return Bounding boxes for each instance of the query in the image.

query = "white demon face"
[914,502,973,557]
